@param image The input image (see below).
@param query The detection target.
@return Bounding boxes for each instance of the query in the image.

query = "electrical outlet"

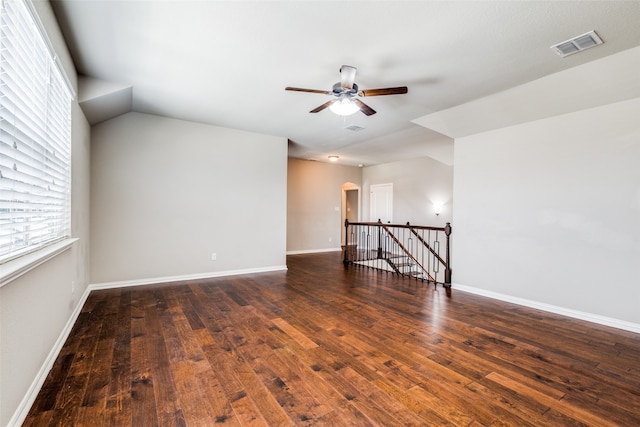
[211,253,217,261]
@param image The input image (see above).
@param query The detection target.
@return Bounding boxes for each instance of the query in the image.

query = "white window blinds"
[0,0,73,264]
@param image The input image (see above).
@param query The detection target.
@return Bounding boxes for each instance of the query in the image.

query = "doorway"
[341,183,360,245]
[345,189,359,222]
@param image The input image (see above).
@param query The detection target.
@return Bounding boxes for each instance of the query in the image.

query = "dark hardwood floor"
[24,252,640,426]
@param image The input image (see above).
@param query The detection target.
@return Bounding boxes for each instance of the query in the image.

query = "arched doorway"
[341,182,360,246]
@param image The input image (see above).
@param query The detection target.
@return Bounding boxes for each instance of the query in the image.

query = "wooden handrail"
[346,220,446,232]
[344,219,452,287]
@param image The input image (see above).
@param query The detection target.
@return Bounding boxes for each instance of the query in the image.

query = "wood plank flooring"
[24,252,640,426]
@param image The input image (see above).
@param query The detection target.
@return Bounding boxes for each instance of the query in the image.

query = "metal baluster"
[420,228,424,282]
[427,229,431,284]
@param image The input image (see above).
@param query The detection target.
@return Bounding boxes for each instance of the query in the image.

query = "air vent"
[344,124,365,132]
[551,31,603,57]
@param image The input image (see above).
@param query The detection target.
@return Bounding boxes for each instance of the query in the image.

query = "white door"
[370,183,393,223]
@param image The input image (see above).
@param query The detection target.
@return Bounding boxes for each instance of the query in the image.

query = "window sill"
[0,238,79,288]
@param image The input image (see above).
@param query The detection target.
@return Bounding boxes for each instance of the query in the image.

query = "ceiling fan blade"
[340,65,357,89]
[358,86,408,97]
[310,100,335,113]
[285,87,331,95]
[353,99,376,116]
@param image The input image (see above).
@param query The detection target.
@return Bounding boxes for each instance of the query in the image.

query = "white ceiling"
[50,1,640,166]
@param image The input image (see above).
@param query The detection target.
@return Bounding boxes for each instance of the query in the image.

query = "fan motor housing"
[333,82,358,95]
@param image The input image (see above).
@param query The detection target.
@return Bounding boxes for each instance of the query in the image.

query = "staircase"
[343,220,452,288]
[387,255,428,279]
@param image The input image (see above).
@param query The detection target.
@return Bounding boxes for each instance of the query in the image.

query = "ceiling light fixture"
[329,98,359,116]
[328,155,339,162]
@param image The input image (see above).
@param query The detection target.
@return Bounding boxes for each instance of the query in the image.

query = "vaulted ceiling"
[51,1,640,166]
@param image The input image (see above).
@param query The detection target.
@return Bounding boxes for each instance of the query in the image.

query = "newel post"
[343,219,350,265]
[444,222,452,287]
[377,219,383,259]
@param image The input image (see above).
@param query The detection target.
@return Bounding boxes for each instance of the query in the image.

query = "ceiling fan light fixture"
[285,65,407,117]
[329,98,359,116]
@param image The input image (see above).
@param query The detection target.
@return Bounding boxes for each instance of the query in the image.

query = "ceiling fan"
[285,65,408,116]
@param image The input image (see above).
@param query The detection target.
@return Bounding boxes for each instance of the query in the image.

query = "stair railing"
[343,219,452,288]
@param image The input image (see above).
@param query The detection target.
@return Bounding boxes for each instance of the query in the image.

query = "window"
[0,0,73,264]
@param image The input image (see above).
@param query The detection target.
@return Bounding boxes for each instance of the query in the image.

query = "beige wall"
[5,5,636,424]
[287,159,362,253]
[0,2,91,424]
[453,98,640,327]
[286,156,454,253]
[362,156,454,227]
[91,112,288,284]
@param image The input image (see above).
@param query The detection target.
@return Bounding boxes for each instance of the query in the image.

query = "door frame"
[369,183,393,223]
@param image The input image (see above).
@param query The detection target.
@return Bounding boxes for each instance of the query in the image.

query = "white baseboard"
[7,264,287,426]
[452,282,640,334]
[286,248,342,255]
[8,285,92,427]
[89,265,288,290]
